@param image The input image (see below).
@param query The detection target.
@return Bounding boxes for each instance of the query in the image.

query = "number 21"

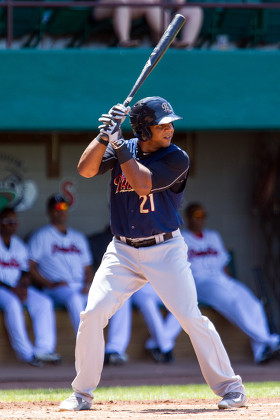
[139,194,155,213]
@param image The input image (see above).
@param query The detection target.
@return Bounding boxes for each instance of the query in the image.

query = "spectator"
[0,207,59,366]
[28,194,93,333]
[166,0,204,49]
[181,202,280,364]
[92,0,162,47]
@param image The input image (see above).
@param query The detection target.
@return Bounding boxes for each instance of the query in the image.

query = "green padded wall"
[1,49,280,131]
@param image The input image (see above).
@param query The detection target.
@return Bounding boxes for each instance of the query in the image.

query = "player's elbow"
[134,184,152,196]
[77,164,98,178]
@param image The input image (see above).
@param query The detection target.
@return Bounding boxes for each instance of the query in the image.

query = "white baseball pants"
[44,283,88,333]
[0,286,56,361]
[195,275,280,362]
[72,233,245,402]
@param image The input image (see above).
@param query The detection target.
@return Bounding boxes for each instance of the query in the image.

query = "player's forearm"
[29,261,55,288]
[121,159,152,196]
[77,137,107,178]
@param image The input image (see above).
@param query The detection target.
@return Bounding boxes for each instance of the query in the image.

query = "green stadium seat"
[40,4,91,47]
[190,0,221,45]
[208,0,261,46]
[258,6,280,44]
[0,2,42,42]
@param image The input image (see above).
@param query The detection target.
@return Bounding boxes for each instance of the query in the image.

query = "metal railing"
[0,0,280,48]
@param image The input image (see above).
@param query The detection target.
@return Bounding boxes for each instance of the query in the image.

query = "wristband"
[96,133,109,146]
[112,140,133,165]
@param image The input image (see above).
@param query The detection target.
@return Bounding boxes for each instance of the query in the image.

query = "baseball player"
[28,194,93,333]
[0,207,59,366]
[181,202,280,364]
[60,97,246,411]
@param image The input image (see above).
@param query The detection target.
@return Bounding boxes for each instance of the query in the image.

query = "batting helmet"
[129,96,182,142]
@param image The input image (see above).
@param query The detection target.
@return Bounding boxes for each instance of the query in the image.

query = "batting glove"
[98,116,122,144]
[108,104,131,124]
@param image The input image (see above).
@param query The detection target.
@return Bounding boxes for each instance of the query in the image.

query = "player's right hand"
[108,104,131,124]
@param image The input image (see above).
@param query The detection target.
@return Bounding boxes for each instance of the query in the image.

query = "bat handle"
[123,97,133,108]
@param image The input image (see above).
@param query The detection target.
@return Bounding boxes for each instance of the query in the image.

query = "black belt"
[115,232,173,248]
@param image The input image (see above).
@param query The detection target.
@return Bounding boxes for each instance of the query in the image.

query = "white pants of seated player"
[147,276,280,362]
[72,234,245,402]
[0,286,56,362]
[43,283,88,333]
[193,275,280,362]
[105,283,182,356]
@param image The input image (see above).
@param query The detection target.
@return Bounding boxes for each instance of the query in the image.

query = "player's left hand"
[98,116,121,143]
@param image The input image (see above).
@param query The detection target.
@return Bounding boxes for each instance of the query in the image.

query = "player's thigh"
[86,240,147,317]
[0,288,22,312]
[26,287,53,312]
[144,237,198,318]
[196,276,249,307]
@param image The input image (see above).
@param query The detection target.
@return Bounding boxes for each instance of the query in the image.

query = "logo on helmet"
[162,102,170,113]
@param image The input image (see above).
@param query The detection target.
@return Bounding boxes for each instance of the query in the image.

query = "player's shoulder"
[204,228,220,237]
[28,224,51,241]
[67,227,87,240]
[164,143,189,164]
[12,234,27,249]
[203,229,223,242]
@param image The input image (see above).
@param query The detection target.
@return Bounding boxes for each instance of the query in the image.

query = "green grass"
[0,382,279,402]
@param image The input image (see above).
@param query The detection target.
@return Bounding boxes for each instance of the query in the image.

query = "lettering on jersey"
[0,258,20,268]
[52,244,81,255]
[114,174,134,194]
[188,248,218,259]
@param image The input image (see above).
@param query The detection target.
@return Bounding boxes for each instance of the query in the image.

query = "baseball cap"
[47,194,69,211]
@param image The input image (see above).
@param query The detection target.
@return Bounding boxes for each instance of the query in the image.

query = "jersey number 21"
[139,194,155,213]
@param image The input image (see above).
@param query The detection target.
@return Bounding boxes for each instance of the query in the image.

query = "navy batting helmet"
[129,96,182,142]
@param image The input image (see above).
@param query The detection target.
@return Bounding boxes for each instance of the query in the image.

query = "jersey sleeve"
[97,143,117,175]
[214,231,231,268]
[28,231,43,262]
[78,233,94,267]
[150,149,189,193]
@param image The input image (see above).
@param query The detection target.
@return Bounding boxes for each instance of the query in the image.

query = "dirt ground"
[0,360,280,419]
[0,398,280,419]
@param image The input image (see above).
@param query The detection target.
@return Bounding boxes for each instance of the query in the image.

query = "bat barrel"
[123,14,186,107]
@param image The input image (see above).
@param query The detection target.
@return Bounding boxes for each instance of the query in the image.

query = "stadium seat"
[40,5,91,48]
[0,2,42,46]
[258,4,280,44]
[190,0,221,45]
[209,0,261,46]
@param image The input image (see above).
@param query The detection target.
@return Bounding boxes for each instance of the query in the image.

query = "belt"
[115,232,173,248]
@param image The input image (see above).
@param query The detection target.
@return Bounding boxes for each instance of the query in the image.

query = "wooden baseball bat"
[123,13,186,107]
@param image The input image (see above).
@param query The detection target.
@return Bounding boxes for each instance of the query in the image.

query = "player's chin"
[162,138,172,147]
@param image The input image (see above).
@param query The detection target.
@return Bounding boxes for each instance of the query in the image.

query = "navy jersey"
[98,138,189,238]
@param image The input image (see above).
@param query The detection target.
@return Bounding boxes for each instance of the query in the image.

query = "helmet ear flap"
[133,126,152,142]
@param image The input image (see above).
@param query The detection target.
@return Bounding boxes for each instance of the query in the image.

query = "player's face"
[144,123,174,151]
[48,203,68,226]
[187,208,207,233]
[0,212,19,236]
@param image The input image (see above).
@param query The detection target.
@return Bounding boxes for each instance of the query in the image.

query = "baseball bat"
[123,13,186,107]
